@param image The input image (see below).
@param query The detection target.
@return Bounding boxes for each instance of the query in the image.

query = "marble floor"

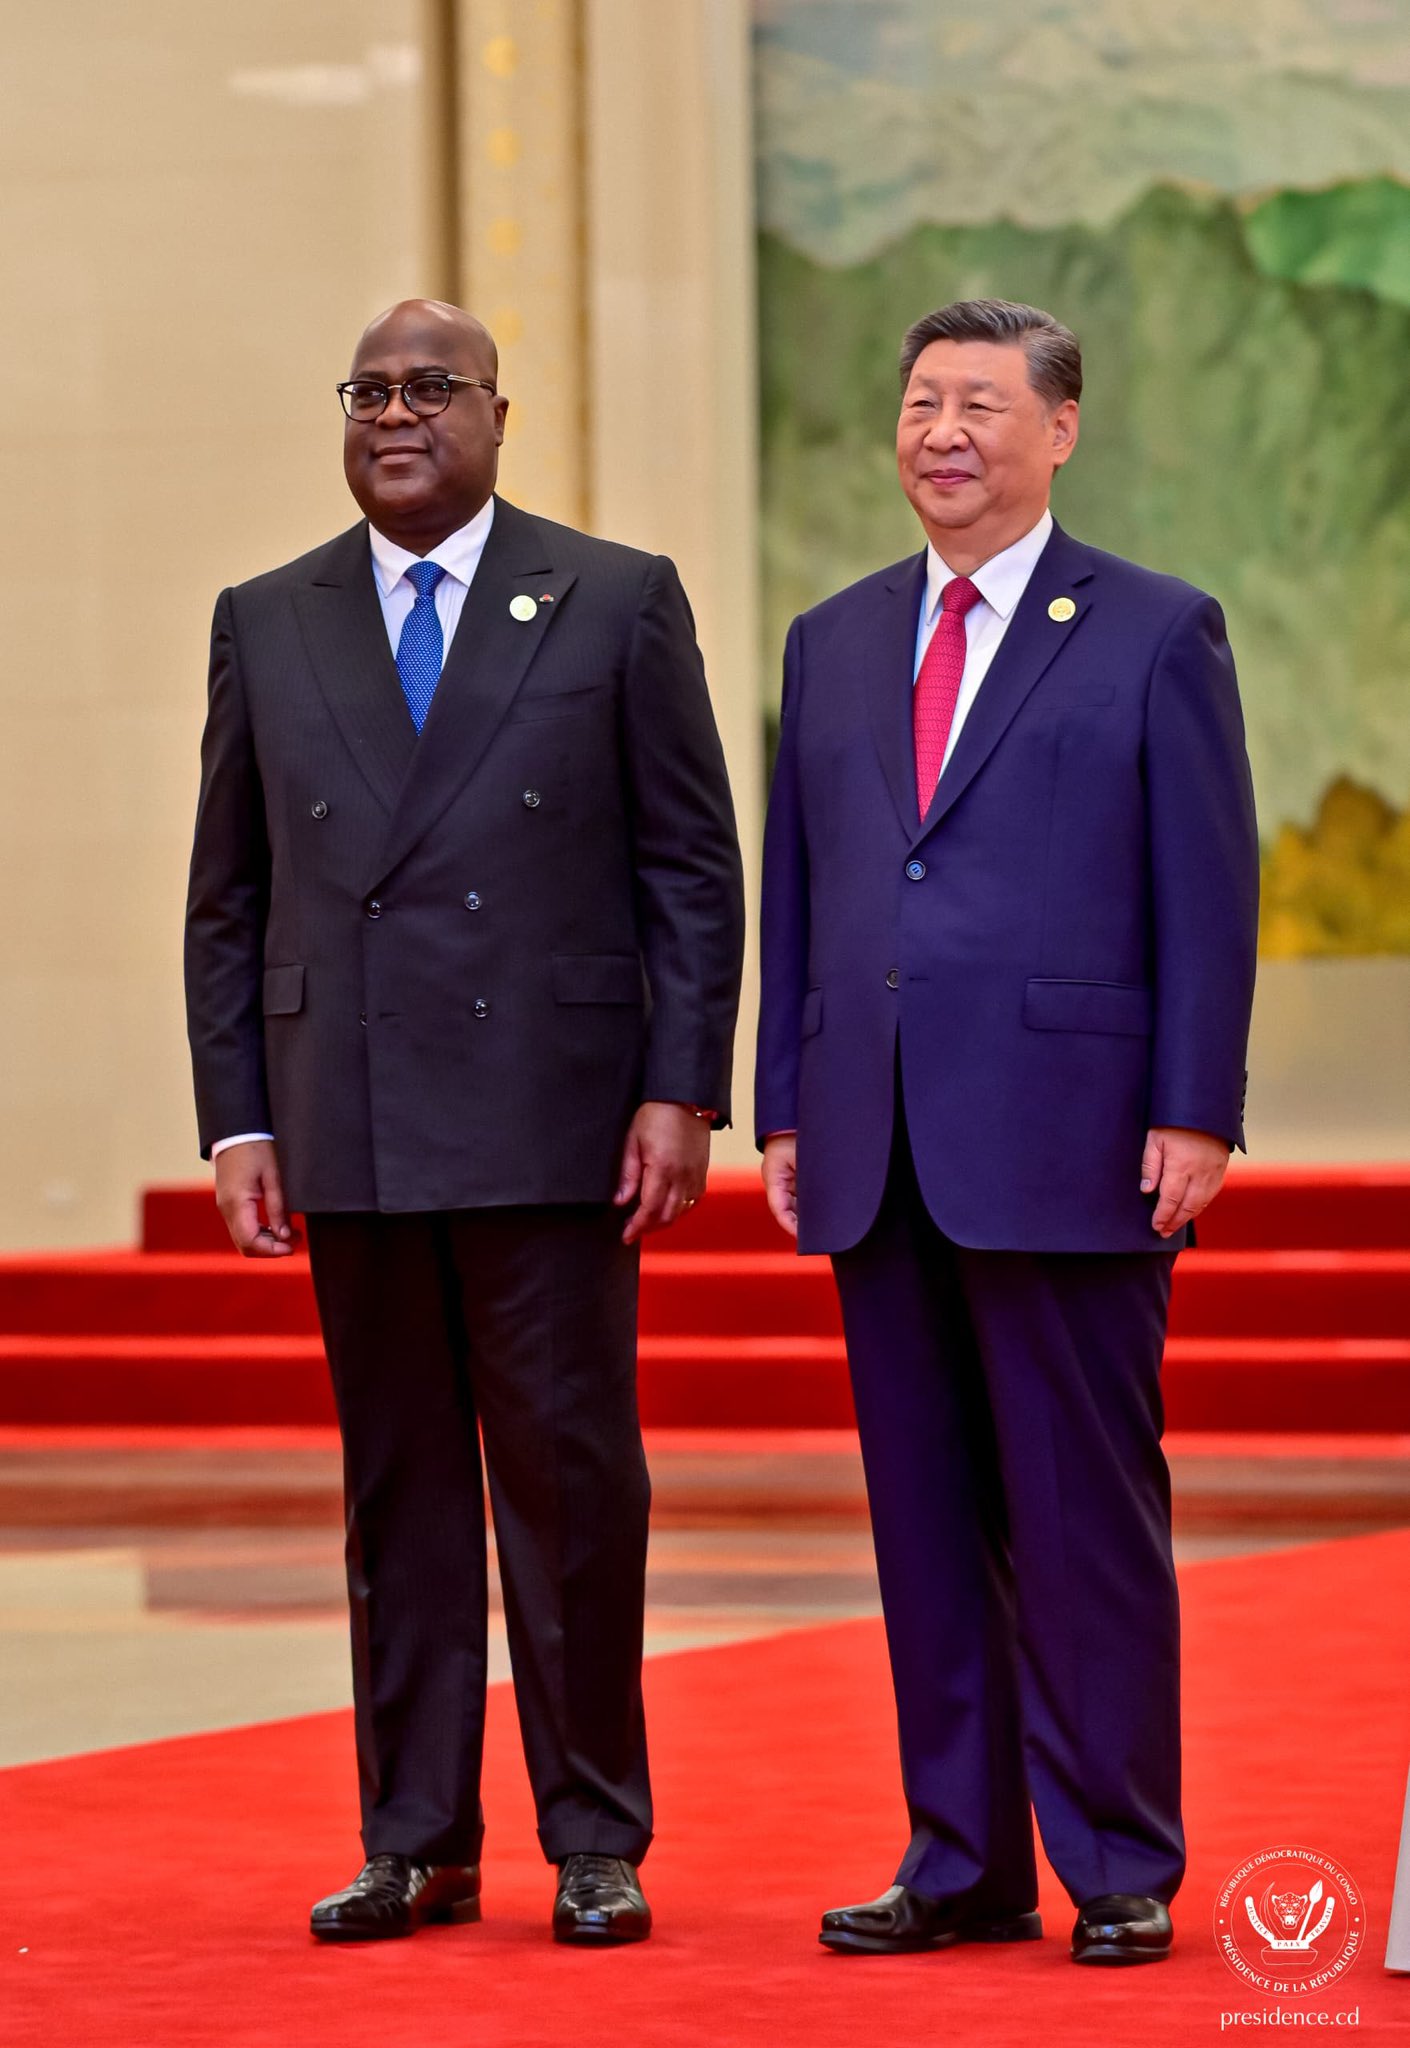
[1,1429,1407,1769]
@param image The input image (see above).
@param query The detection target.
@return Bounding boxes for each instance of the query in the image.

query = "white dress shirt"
[211,500,497,1159]
[366,495,495,659]
[914,507,1053,777]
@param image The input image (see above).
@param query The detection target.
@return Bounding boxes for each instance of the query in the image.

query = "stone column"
[582,0,763,1159]
[451,0,764,1159]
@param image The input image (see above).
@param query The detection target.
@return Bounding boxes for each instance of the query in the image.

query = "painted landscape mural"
[753,0,1410,955]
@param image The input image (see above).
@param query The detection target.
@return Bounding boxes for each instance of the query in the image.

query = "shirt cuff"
[210,1132,275,1158]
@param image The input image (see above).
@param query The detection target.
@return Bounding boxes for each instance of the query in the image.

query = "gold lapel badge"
[509,594,538,622]
[1048,596,1077,623]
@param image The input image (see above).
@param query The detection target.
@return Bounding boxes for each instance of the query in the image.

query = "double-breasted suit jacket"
[186,496,745,1213]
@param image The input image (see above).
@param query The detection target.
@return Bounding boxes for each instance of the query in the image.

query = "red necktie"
[913,574,982,818]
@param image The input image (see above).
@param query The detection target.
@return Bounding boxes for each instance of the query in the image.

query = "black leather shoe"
[820,1884,1042,1955]
[310,1854,481,1942]
[552,1853,652,1945]
[1071,1893,1172,1965]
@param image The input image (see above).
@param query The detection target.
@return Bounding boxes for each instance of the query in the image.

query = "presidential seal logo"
[1214,1846,1363,1995]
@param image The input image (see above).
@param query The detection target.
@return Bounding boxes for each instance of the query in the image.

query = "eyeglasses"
[336,373,497,422]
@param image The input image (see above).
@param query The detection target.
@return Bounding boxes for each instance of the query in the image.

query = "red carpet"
[3,1531,1409,2045]
[1,1167,1407,1431]
[137,1166,1410,1256]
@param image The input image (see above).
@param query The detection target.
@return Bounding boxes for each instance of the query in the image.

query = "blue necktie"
[395,561,446,732]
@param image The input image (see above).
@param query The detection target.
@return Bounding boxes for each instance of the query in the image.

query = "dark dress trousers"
[186,497,744,1865]
[756,522,1258,1907]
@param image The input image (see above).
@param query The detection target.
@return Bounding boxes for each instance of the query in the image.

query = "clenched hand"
[214,1138,300,1257]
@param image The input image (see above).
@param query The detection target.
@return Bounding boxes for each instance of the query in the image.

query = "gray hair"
[899,299,1082,408]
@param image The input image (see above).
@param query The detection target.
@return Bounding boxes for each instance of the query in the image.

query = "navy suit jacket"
[755,522,1259,1256]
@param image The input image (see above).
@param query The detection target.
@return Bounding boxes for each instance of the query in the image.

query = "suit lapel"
[919,523,1096,840]
[371,498,576,887]
[867,550,930,838]
[292,523,417,813]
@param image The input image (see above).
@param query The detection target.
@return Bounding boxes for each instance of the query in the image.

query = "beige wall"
[1245,960,1410,1163]
[0,3,437,1248]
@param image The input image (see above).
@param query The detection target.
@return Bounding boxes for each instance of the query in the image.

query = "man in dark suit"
[185,298,744,1945]
[756,299,1258,1965]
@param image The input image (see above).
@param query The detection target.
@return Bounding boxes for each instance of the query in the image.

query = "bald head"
[354,299,498,383]
[342,298,509,552]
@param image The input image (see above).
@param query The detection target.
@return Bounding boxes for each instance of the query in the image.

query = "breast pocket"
[1038,686,1117,710]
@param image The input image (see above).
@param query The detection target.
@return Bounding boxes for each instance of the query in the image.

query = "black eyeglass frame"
[336,373,498,421]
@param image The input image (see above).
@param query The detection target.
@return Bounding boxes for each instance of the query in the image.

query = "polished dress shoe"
[820,1884,1042,1955]
[310,1854,481,1942]
[552,1853,652,1944]
[1071,1893,1172,1965]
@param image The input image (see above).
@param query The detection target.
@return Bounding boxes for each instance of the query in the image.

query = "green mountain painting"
[753,0,1410,956]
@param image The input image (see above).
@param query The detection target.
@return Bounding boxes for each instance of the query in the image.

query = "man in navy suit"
[756,299,1258,1965]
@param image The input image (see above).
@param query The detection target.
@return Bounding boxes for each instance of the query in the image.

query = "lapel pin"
[509,594,538,622]
[1048,596,1077,623]
[539,593,553,603]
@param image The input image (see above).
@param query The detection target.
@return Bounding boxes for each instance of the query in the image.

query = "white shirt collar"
[367,495,496,596]
[923,507,1054,625]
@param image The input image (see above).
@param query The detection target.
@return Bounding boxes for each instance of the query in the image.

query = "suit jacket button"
[464,891,482,911]
[359,1012,367,1027]
[311,800,328,820]
[905,859,926,881]
[522,789,541,809]
[365,899,382,920]
[885,969,900,989]
[473,998,490,1019]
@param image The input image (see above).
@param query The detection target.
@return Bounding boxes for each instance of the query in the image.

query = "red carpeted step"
[0,1254,322,1337]
[137,1177,793,1256]
[1163,1337,1410,1431]
[142,1164,1410,1254]
[139,1187,240,1255]
[1166,1249,1410,1338]
[1,1331,1408,1431]
[0,1251,836,1341]
[19,1167,1410,1434]
[0,1336,337,1427]
[1196,1163,1410,1249]
[5,1247,1409,1341]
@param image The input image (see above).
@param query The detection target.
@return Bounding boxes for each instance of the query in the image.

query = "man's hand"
[214,1139,299,1257]
[614,1102,710,1245]
[1141,1126,1229,1238]
[761,1133,798,1240]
